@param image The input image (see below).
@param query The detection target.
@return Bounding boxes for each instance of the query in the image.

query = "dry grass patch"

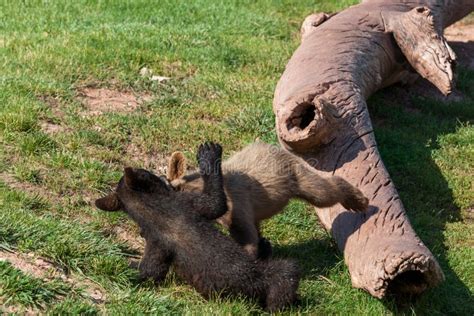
[445,22,474,70]
[38,95,67,119]
[0,249,106,304]
[124,143,170,174]
[77,88,152,115]
[40,121,66,135]
[0,172,58,204]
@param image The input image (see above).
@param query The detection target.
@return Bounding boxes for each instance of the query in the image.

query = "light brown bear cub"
[168,142,369,260]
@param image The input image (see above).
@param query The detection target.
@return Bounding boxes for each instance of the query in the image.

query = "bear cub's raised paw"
[198,142,222,176]
[343,192,369,213]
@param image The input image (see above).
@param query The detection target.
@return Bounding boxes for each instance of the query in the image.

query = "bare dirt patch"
[0,250,58,280]
[110,225,144,253]
[125,143,169,174]
[445,22,474,42]
[77,88,152,115]
[445,22,474,71]
[0,172,98,220]
[0,304,37,315]
[38,95,70,136]
[40,121,66,135]
[0,249,106,304]
[0,172,58,204]
[464,206,474,223]
[38,95,66,119]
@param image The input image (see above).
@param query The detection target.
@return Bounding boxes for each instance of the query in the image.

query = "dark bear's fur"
[95,142,300,311]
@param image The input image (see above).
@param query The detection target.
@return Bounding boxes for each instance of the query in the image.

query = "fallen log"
[273,0,473,298]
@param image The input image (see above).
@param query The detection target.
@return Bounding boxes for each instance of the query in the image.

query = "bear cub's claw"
[343,191,369,213]
[197,142,223,176]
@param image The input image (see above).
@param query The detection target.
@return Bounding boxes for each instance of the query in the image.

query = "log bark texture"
[273,0,473,298]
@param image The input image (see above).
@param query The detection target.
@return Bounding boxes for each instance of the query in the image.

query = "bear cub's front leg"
[138,242,172,284]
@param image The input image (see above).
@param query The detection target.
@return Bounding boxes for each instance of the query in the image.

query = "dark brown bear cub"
[95,142,300,312]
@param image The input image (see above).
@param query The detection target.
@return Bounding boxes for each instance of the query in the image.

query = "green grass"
[1,0,473,314]
[0,261,69,308]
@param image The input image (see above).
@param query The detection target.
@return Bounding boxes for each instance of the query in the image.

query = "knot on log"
[300,13,332,42]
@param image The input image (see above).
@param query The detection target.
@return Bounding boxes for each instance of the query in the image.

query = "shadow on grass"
[274,237,340,279]
[367,75,474,314]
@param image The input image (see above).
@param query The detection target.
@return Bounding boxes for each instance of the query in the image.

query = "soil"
[111,226,145,252]
[0,172,58,203]
[40,121,66,135]
[77,88,152,115]
[445,22,474,71]
[125,142,170,174]
[38,95,66,118]
[0,249,106,304]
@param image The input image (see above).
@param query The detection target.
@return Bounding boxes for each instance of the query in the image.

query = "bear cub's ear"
[124,167,154,191]
[167,152,186,180]
[124,167,170,193]
[95,192,121,212]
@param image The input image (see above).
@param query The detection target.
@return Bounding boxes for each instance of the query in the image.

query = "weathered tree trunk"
[273,0,473,298]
